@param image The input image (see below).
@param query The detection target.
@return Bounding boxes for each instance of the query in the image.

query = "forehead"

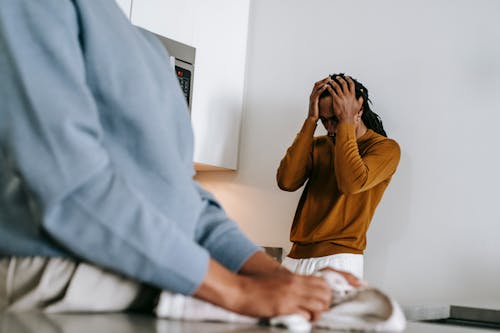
[319,95,332,108]
[319,96,334,117]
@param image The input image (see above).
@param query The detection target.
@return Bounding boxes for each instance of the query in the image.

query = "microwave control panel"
[175,65,192,107]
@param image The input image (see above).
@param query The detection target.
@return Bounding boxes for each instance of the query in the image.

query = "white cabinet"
[114,0,132,18]
[131,0,250,170]
[130,0,196,47]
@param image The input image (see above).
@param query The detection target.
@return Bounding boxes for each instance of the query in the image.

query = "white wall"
[196,0,500,306]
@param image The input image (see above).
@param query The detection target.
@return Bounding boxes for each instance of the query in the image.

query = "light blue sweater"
[0,0,258,295]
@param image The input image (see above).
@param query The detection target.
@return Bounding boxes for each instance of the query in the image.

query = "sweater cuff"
[335,122,357,143]
[210,231,261,273]
[156,233,211,296]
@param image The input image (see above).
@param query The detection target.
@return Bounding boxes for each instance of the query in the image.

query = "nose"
[323,119,336,133]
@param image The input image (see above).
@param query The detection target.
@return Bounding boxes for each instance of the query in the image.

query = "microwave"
[153,33,195,113]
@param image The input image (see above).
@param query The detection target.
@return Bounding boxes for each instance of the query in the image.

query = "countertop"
[403,302,500,329]
[1,312,500,333]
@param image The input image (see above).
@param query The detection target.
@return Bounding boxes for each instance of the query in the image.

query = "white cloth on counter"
[155,292,256,324]
[155,270,406,332]
[315,271,406,331]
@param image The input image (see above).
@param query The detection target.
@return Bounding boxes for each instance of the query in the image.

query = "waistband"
[288,242,363,259]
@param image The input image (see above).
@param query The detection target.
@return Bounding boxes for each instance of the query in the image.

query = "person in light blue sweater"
[0,0,338,320]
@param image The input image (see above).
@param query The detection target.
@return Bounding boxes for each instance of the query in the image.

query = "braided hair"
[319,73,387,137]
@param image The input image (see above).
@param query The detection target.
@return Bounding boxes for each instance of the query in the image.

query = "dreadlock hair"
[319,73,387,137]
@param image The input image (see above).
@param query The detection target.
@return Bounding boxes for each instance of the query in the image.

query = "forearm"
[194,183,260,272]
[193,258,243,311]
[334,123,370,193]
[276,118,316,191]
[238,251,289,276]
[334,123,400,193]
[43,163,210,295]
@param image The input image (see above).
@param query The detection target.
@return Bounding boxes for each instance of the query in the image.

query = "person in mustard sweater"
[277,73,400,278]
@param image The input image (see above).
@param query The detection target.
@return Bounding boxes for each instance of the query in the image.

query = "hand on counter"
[194,252,331,321]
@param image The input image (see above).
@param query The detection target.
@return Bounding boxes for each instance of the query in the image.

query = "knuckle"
[286,275,297,286]
[273,303,288,316]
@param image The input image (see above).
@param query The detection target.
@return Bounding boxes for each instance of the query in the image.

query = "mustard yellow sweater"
[277,119,401,258]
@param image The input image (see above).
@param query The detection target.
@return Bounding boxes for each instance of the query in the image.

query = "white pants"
[282,253,364,279]
[0,257,158,313]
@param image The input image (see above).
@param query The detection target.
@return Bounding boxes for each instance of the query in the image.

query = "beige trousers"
[0,257,159,313]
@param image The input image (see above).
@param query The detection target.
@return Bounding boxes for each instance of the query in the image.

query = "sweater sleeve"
[193,183,261,272]
[334,123,401,194]
[276,118,317,191]
[0,0,209,295]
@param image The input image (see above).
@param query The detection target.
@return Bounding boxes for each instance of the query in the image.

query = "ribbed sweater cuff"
[335,122,357,142]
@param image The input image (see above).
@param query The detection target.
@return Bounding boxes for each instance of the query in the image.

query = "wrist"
[306,116,319,125]
[337,117,355,125]
[193,259,243,311]
[307,115,318,122]
[239,251,283,276]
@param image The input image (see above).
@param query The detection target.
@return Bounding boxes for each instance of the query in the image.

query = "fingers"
[289,308,322,323]
[309,81,329,119]
[294,291,329,323]
[319,267,364,288]
[312,76,333,96]
[295,309,312,322]
[342,272,364,288]
[300,292,330,311]
[335,270,363,288]
[314,76,331,87]
[297,275,332,308]
[331,75,356,96]
[275,275,330,321]
[325,84,337,97]
[344,76,356,94]
[298,297,326,316]
[336,75,349,94]
[233,273,333,320]
[313,75,356,99]
[297,306,322,322]
[317,83,328,95]
[329,79,343,97]
[307,275,332,293]
[310,80,329,100]
[309,309,323,322]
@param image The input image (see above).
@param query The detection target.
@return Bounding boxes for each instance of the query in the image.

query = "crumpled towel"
[155,292,256,324]
[155,270,406,332]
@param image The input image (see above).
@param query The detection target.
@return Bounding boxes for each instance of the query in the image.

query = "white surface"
[2,313,494,333]
[130,0,196,45]
[270,315,312,332]
[403,304,451,321]
[132,0,250,169]
[196,0,500,306]
[114,0,131,18]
